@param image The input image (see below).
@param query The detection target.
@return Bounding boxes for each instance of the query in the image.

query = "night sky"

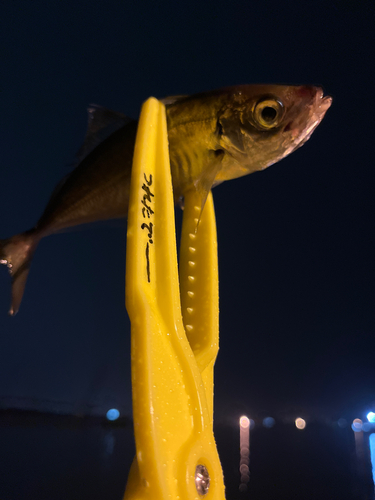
[0,0,374,424]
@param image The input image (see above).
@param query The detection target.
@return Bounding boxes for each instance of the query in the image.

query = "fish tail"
[0,230,39,315]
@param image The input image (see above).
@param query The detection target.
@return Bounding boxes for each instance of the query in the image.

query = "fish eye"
[253,98,284,130]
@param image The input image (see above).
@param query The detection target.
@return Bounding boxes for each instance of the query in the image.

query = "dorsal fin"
[75,104,133,164]
[160,95,188,106]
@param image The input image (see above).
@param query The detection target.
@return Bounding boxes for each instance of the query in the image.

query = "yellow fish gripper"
[124,97,225,500]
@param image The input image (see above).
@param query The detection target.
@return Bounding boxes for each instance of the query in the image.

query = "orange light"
[295,417,306,430]
[240,416,250,429]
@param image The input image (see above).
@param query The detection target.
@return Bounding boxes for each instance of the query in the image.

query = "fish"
[0,84,332,315]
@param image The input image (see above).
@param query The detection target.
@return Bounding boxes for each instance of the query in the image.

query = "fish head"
[216,84,332,182]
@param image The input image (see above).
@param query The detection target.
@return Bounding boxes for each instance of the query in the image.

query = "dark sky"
[0,0,374,423]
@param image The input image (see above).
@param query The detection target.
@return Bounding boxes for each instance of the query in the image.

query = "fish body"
[0,85,331,314]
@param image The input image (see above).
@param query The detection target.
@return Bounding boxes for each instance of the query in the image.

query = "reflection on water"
[226,414,375,500]
[1,410,375,499]
[369,434,375,489]
[103,430,115,458]
[239,416,250,492]
[351,419,375,500]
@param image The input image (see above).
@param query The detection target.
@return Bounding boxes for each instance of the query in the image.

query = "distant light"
[240,416,250,429]
[263,417,275,428]
[337,418,347,428]
[352,418,363,432]
[363,422,371,432]
[367,412,375,423]
[295,418,306,430]
[106,408,120,421]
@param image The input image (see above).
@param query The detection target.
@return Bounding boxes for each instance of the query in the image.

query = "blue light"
[106,408,120,421]
[369,434,375,487]
[351,419,363,432]
[263,417,275,428]
[337,418,347,428]
[367,412,375,423]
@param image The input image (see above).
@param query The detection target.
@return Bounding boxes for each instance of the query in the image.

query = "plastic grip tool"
[124,98,225,500]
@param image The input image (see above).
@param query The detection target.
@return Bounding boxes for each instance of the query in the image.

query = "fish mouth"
[316,87,332,115]
[301,89,332,142]
[282,88,332,156]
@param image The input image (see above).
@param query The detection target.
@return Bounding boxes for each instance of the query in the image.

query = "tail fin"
[0,231,38,315]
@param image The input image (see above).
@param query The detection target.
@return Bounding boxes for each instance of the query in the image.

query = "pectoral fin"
[160,95,188,106]
[191,150,224,229]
